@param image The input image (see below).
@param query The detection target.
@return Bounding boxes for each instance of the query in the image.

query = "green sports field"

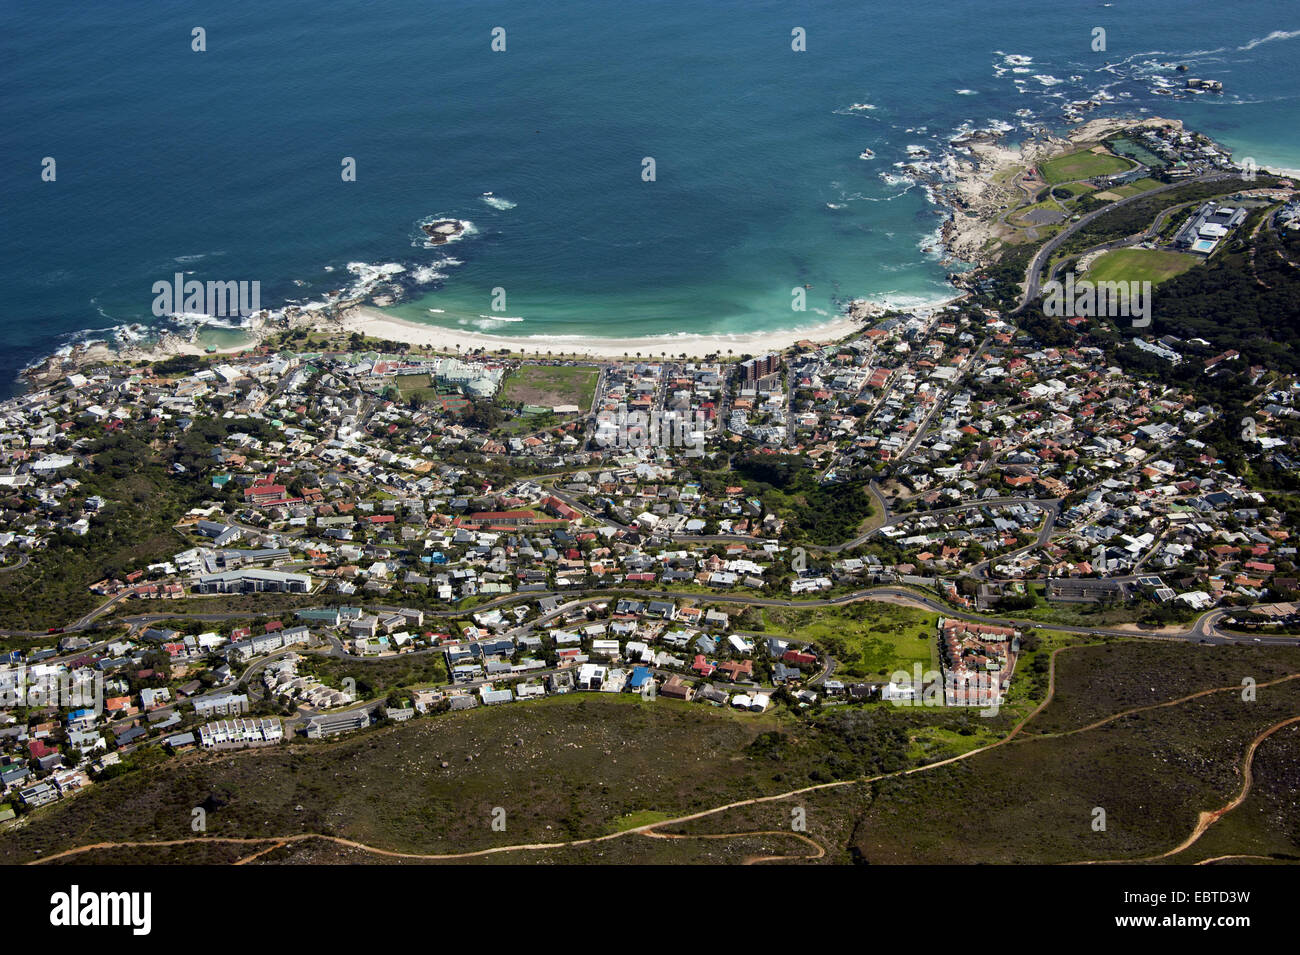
[1039,149,1135,185]
[1086,247,1199,285]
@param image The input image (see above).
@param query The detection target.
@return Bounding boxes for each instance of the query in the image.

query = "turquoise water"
[2,0,1298,393]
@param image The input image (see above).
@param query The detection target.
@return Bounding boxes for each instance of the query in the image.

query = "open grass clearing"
[1039,149,1135,184]
[1087,247,1199,285]
[499,364,599,411]
[763,603,938,680]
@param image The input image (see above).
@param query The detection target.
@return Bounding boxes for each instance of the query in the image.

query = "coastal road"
[1012,172,1233,314]
[1043,197,1201,287]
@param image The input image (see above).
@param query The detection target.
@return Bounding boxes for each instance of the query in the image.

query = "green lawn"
[1050,181,1096,199]
[394,373,431,391]
[1110,177,1164,197]
[1039,150,1135,185]
[1087,247,1199,286]
[500,364,600,411]
[764,603,938,680]
[390,372,448,408]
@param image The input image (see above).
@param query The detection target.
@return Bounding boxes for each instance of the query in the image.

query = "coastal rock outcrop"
[421,219,468,244]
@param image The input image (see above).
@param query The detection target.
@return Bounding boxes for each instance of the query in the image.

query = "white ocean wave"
[339,261,407,302]
[1239,29,1300,51]
[834,103,882,121]
[172,252,220,264]
[166,311,251,331]
[918,222,946,259]
[410,265,448,284]
[859,290,958,314]
[480,193,517,210]
[842,185,915,203]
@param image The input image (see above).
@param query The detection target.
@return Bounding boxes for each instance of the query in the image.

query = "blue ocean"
[2,0,1298,394]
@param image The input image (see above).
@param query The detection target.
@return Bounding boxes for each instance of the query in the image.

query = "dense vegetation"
[0,431,211,629]
[299,654,449,703]
[1053,175,1275,258]
[1145,214,1300,372]
[732,453,874,544]
[749,708,911,781]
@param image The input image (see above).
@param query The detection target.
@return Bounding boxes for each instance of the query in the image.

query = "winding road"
[1012,172,1233,314]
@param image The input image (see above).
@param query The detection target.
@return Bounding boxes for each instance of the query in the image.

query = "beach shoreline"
[22,114,1214,384]
[24,290,968,386]
[332,301,911,359]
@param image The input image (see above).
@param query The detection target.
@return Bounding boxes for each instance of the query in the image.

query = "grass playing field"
[1039,149,1135,185]
[1086,247,1199,285]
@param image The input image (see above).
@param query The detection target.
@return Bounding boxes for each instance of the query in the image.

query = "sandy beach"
[337,304,879,359]
[26,114,1202,384]
[26,295,938,386]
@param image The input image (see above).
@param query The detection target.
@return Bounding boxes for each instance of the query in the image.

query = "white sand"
[338,305,872,358]
[49,299,908,378]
